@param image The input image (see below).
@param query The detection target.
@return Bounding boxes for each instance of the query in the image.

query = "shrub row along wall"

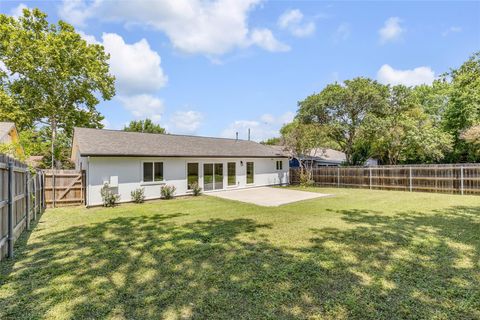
[290,164,480,195]
[0,154,46,260]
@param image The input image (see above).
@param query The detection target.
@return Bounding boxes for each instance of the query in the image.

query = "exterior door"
[204,163,214,191]
[203,163,224,191]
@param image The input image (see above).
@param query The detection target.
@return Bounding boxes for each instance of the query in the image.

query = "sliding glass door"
[214,163,223,189]
[203,163,214,191]
[203,163,224,191]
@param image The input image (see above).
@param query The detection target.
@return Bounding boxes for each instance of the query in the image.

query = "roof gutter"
[79,154,289,158]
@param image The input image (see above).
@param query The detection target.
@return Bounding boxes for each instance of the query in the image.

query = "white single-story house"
[71,128,289,206]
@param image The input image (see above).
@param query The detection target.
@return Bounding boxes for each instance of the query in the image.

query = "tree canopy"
[289,51,479,165]
[124,119,166,134]
[296,77,388,165]
[0,8,115,168]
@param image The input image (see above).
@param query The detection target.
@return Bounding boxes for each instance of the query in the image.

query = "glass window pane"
[276,161,282,170]
[246,162,254,184]
[143,162,153,182]
[187,163,199,189]
[204,164,213,191]
[154,162,163,181]
[214,163,223,189]
[227,162,236,186]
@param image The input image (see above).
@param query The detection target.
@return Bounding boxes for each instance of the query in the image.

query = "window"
[276,160,283,170]
[246,162,254,184]
[187,163,199,190]
[227,162,236,186]
[143,162,163,182]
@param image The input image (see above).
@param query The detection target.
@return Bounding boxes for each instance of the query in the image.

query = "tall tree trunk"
[51,118,56,170]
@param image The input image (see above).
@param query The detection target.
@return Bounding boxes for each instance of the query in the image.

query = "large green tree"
[0,8,115,168]
[442,52,480,161]
[124,119,166,134]
[366,86,452,164]
[296,77,388,165]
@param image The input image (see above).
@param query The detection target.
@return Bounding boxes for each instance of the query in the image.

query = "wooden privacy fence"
[290,164,480,195]
[43,170,85,207]
[0,154,46,260]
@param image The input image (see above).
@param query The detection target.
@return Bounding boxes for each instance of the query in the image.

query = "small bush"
[190,182,202,196]
[131,187,145,203]
[101,183,120,207]
[300,171,315,187]
[161,185,176,199]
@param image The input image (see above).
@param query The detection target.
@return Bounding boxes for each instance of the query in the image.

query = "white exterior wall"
[80,156,289,206]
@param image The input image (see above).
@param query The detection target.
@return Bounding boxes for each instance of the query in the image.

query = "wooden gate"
[44,170,85,207]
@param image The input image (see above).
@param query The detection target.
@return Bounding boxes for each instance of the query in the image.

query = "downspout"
[87,156,90,207]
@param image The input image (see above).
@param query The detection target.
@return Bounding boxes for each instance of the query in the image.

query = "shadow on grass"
[0,206,479,319]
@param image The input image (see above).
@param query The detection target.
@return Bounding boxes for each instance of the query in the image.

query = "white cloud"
[250,29,290,52]
[169,111,203,134]
[377,64,435,86]
[77,30,99,45]
[379,17,404,44]
[59,0,287,56]
[278,9,315,37]
[58,0,97,27]
[117,94,165,121]
[102,33,167,95]
[442,26,462,37]
[10,3,28,18]
[333,23,350,42]
[221,112,294,142]
[77,32,167,95]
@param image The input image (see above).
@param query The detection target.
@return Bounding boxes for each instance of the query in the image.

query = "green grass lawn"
[1,187,479,319]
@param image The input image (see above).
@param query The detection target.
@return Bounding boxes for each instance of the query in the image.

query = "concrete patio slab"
[209,187,331,206]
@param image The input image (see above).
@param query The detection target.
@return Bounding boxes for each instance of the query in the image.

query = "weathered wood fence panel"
[0,154,45,260]
[290,164,480,195]
[43,170,85,207]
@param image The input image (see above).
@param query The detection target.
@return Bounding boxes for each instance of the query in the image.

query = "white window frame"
[276,160,283,171]
[141,161,164,185]
[186,162,199,191]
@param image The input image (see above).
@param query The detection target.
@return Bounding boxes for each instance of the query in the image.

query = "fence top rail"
[291,163,480,170]
[0,154,28,168]
[43,169,81,174]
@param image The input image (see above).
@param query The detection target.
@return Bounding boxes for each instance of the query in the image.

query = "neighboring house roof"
[267,145,290,157]
[306,148,346,164]
[26,155,44,168]
[0,122,15,142]
[268,145,346,164]
[72,127,289,159]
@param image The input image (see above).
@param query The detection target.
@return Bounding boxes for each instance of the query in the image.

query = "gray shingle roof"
[0,122,15,140]
[73,127,288,158]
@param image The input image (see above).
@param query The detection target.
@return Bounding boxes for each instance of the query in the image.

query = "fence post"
[337,167,340,187]
[52,171,56,208]
[41,172,46,211]
[369,167,372,189]
[409,166,413,192]
[33,173,37,220]
[7,161,14,258]
[460,166,464,195]
[26,171,30,231]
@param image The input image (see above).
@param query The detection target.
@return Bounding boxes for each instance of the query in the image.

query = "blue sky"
[1,1,479,141]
